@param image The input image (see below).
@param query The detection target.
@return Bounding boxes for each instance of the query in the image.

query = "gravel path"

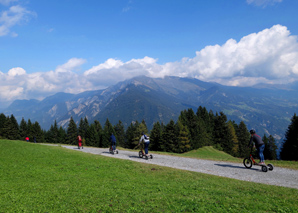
[55,145,298,189]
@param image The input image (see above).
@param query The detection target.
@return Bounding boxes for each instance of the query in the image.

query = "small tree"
[280,113,298,160]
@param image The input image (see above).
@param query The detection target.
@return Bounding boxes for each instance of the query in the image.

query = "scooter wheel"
[261,165,268,172]
[267,164,274,171]
[145,155,148,160]
[150,154,153,159]
[139,151,143,158]
[116,150,119,154]
[243,158,252,168]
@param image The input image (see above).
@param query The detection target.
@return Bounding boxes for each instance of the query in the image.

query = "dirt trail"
[53,145,298,189]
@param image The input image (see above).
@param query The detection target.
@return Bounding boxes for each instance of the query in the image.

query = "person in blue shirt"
[248,129,265,165]
[109,133,117,152]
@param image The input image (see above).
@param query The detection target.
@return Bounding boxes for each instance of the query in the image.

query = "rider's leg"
[258,144,265,163]
[144,142,150,155]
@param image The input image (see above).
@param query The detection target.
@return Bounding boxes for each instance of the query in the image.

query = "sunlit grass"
[1,140,297,212]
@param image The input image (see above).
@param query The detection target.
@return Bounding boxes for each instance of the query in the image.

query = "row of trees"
[1,106,284,160]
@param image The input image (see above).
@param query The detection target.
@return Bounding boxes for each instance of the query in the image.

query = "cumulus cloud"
[1,24,298,107]
[0,4,35,37]
[246,0,283,7]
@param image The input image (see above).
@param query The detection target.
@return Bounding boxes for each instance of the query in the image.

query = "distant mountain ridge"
[3,76,298,147]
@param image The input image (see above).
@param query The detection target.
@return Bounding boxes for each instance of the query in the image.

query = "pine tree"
[57,126,66,144]
[114,120,125,147]
[175,120,191,153]
[150,122,163,151]
[102,119,115,147]
[93,120,103,147]
[66,117,78,145]
[213,112,233,153]
[161,120,177,152]
[227,120,239,157]
[10,114,20,140]
[280,113,298,160]
[236,121,250,158]
[86,124,97,146]
[19,118,28,140]
[0,113,6,138]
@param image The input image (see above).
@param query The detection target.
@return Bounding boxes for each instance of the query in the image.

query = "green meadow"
[1,140,297,212]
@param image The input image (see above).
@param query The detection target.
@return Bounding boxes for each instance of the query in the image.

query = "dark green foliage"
[236,121,250,158]
[150,122,163,151]
[66,117,78,145]
[175,121,191,153]
[263,135,278,160]
[102,119,115,147]
[161,120,177,152]
[114,120,125,147]
[280,113,298,160]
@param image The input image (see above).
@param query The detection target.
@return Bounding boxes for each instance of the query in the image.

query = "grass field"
[1,140,298,212]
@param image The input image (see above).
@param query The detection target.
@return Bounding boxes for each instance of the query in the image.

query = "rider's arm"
[248,137,253,147]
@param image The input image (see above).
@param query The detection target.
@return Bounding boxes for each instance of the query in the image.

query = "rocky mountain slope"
[3,76,298,144]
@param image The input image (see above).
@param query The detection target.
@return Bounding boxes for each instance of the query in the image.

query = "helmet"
[250,129,256,134]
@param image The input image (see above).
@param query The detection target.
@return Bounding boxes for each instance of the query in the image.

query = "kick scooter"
[109,146,118,154]
[243,147,274,172]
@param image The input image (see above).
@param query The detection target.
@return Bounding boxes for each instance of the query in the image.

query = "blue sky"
[1,0,298,108]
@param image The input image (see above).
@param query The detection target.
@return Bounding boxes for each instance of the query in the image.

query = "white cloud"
[7,67,26,76]
[162,25,298,86]
[0,5,35,37]
[1,25,298,107]
[55,58,87,73]
[246,0,283,7]
[0,0,18,6]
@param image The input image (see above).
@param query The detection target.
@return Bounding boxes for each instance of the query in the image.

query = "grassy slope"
[1,140,298,212]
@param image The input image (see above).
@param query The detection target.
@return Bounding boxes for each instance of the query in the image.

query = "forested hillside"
[0,106,280,159]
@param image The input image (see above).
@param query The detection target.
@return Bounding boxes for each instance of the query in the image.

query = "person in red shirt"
[77,135,83,149]
[25,137,29,142]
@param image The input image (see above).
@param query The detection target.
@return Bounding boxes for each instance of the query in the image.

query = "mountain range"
[3,76,298,147]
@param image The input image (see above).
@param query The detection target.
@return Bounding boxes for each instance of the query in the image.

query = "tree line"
[1,107,297,160]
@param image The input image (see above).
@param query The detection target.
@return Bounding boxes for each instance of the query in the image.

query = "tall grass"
[1,140,297,212]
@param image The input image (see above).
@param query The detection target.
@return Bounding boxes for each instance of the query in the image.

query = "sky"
[1,0,298,108]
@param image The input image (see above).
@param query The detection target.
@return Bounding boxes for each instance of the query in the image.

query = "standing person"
[248,129,265,165]
[109,133,116,152]
[139,132,150,157]
[77,135,82,149]
[25,136,29,142]
[33,136,36,143]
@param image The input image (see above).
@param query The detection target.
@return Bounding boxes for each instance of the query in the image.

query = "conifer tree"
[32,121,44,142]
[227,120,239,157]
[175,120,190,153]
[280,113,298,160]
[150,121,163,151]
[102,119,115,147]
[93,120,103,147]
[114,120,125,147]
[161,119,177,152]
[10,114,20,140]
[19,118,28,140]
[86,124,97,146]
[66,117,78,145]
[0,113,6,137]
[213,112,233,153]
[236,121,250,158]
[57,126,66,144]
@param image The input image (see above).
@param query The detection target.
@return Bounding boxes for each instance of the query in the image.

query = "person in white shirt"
[139,132,150,156]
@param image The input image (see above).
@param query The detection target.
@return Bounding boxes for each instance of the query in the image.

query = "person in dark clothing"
[248,129,265,164]
[109,133,116,151]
